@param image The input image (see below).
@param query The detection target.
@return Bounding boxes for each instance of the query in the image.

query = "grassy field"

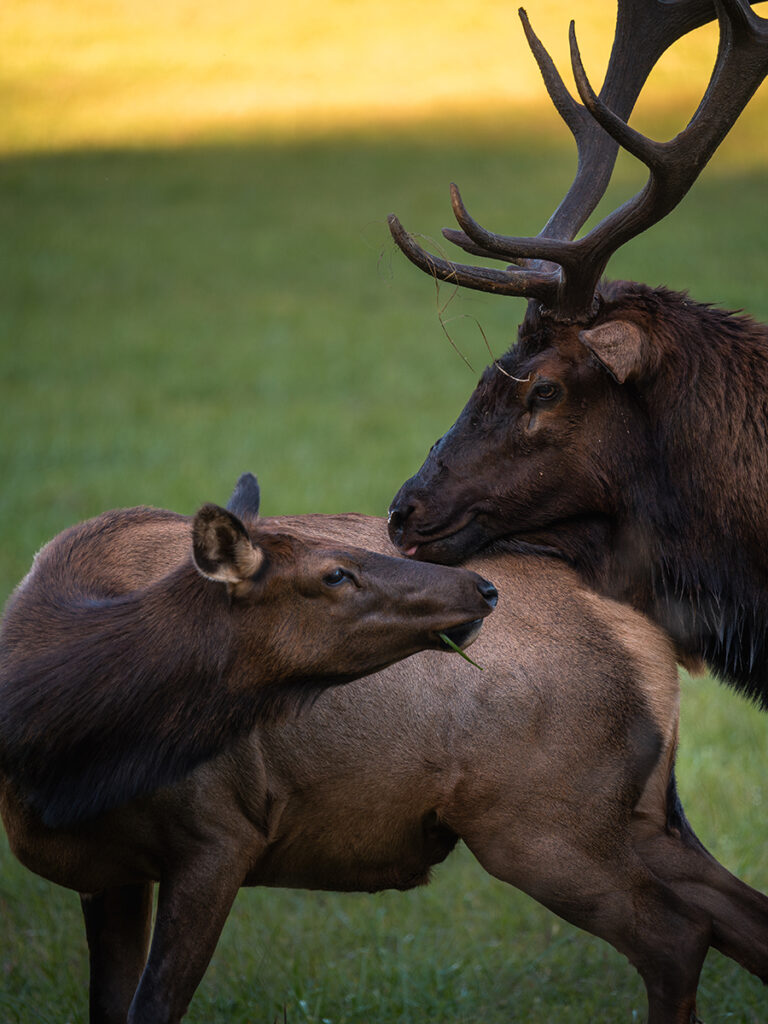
[2,2,768,1021]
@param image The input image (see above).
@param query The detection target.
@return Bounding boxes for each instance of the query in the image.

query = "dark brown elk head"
[0,473,496,827]
[387,1,768,706]
[200,472,498,687]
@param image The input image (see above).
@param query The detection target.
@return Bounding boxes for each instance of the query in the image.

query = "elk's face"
[388,320,641,565]
[228,532,498,686]
[195,486,496,697]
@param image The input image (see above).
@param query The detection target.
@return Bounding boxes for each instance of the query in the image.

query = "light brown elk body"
[2,486,767,1023]
[0,474,495,831]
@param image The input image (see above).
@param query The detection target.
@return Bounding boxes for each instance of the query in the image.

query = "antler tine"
[566,0,768,301]
[386,213,561,303]
[540,0,725,242]
[447,183,580,269]
[440,12,593,267]
[427,8,599,269]
[518,8,589,148]
[567,24,666,177]
[388,1,767,320]
[426,1,727,265]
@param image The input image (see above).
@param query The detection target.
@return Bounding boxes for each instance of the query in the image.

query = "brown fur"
[389,282,768,706]
[0,485,494,829]
[2,512,766,1024]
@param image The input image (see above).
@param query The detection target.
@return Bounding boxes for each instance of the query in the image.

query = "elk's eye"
[323,568,348,587]
[532,381,560,402]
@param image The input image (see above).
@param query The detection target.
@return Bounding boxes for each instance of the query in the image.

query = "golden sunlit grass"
[4,0,768,157]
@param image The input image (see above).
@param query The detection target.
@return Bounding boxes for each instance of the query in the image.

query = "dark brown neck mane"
[0,557,256,827]
[529,283,768,706]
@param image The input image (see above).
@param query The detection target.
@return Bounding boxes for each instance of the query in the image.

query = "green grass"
[1,115,768,1023]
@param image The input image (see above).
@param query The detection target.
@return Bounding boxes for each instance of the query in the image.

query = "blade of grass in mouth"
[438,632,483,670]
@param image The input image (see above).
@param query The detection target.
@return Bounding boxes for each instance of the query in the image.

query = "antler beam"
[389,0,768,322]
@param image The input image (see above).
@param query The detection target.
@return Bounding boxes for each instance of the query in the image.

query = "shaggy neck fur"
[580,283,768,707]
[0,562,261,828]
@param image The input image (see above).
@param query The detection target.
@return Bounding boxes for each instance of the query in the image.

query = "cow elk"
[0,473,496,829]
[387,0,768,708]
[1,478,767,1022]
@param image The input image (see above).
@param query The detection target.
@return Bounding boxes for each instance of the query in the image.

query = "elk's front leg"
[126,850,246,1024]
[81,882,154,1024]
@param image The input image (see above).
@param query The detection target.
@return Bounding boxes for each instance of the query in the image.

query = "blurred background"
[1,2,767,1021]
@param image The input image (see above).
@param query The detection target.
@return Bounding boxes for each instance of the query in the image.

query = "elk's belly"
[243,809,459,893]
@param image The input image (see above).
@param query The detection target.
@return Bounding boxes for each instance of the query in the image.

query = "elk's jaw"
[437,617,486,651]
[392,510,506,566]
[394,504,611,572]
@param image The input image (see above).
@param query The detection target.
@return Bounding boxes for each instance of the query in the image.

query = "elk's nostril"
[387,504,413,536]
[477,578,498,609]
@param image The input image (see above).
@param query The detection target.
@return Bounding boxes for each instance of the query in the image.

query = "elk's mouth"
[396,513,503,567]
[396,510,608,569]
[437,617,485,650]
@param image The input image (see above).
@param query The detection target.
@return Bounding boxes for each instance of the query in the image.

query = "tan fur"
[0,502,495,828]
[2,514,767,1024]
[581,587,680,752]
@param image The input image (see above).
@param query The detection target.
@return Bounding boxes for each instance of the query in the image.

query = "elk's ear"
[226,472,261,521]
[192,504,264,584]
[578,320,650,384]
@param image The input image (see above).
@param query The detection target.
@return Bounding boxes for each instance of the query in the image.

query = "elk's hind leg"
[81,882,154,1024]
[464,832,711,1024]
[636,821,768,985]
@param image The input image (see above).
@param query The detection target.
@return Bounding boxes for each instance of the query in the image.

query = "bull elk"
[2,477,768,1022]
[387,0,768,707]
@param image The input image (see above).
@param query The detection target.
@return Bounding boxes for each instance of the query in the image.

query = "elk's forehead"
[488,344,577,390]
[262,534,354,561]
[321,547,364,568]
[253,531,302,564]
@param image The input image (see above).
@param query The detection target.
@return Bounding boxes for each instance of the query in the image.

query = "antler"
[388,0,768,322]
